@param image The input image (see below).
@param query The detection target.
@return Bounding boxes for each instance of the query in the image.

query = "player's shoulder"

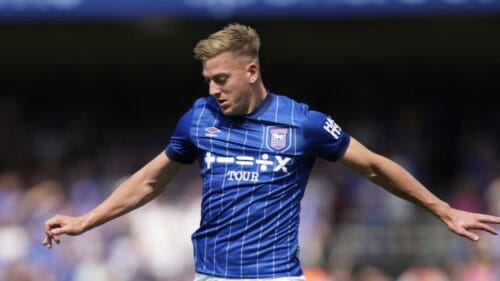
[191,96,220,113]
[281,96,327,131]
[192,96,215,107]
[273,93,329,121]
[272,93,310,117]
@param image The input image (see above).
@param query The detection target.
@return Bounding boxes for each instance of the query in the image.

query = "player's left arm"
[339,137,500,242]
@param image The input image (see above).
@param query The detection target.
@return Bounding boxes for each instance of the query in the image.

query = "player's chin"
[221,110,236,116]
[220,105,236,116]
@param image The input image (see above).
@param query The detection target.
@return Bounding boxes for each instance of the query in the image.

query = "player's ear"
[246,63,259,83]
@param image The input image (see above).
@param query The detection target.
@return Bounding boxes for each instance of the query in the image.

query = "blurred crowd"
[0,93,499,281]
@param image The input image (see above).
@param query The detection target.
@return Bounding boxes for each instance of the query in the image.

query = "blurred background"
[1,1,500,281]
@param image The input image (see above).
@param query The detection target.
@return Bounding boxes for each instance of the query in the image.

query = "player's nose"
[209,81,221,97]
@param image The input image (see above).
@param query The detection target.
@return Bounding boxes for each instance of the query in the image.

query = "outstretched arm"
[339,137,500,242]
[43,151,187,248]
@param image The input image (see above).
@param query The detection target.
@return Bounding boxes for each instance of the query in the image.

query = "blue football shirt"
[166,93,350,279]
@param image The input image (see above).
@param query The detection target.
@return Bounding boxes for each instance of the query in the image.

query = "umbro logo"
[205,127,220,137]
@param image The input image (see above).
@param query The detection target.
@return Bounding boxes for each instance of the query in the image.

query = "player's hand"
[442,208,500,242]
[42,214,87,249]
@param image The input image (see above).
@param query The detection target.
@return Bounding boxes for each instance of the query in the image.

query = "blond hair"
[194,23,261,61]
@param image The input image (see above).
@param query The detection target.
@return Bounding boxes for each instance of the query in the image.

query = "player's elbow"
[361,154,387,179]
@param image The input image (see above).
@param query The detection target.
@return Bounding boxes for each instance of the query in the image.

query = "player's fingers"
[42,235,49,246]
[42,234,53,249]
[462,231,479,242]
[44,224,55,239]
[44,217,61,234]
[478,214,500,224]
[453,226,479,242]
[50,224,70,236]
[471,223,498,235]
[44,220,53,234]
[43,216,64,247]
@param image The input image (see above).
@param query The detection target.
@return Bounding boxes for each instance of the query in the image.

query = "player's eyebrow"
[202,71,229,81]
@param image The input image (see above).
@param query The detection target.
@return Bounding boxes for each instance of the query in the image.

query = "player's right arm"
[43,152,187,249]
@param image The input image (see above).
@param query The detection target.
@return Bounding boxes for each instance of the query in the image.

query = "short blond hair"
[194,23,261,61]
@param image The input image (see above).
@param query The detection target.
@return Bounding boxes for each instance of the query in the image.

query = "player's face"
[202,51,256,116]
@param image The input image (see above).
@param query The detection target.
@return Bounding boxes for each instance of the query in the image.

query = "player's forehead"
[202,51,245,78]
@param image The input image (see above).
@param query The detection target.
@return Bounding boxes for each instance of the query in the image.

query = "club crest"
[266,126,292,152]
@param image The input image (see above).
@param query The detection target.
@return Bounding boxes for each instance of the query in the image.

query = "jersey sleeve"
[165,108,199,164]
[303,110,350,161]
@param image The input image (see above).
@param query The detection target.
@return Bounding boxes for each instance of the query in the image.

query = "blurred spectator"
[299,171,337,268]
[0,171,23,224]
[458,239,497,281]
[396,265,449,281]
[448,177,484,214]
[354,265,393,281]
[304,266,336,281]
[486,177,500,216]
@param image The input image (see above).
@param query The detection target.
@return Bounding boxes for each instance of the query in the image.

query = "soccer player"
[43,23,500,281]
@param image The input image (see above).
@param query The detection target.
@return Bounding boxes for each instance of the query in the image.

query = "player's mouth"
[218,99,230,107]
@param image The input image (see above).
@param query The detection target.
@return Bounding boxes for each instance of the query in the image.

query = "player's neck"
[246,81,268,115]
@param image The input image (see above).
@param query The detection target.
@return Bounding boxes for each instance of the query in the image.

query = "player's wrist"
[80,212,98,232]
[429,201,452,220]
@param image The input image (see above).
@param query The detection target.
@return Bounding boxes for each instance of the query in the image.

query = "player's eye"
[213,75,228,85]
